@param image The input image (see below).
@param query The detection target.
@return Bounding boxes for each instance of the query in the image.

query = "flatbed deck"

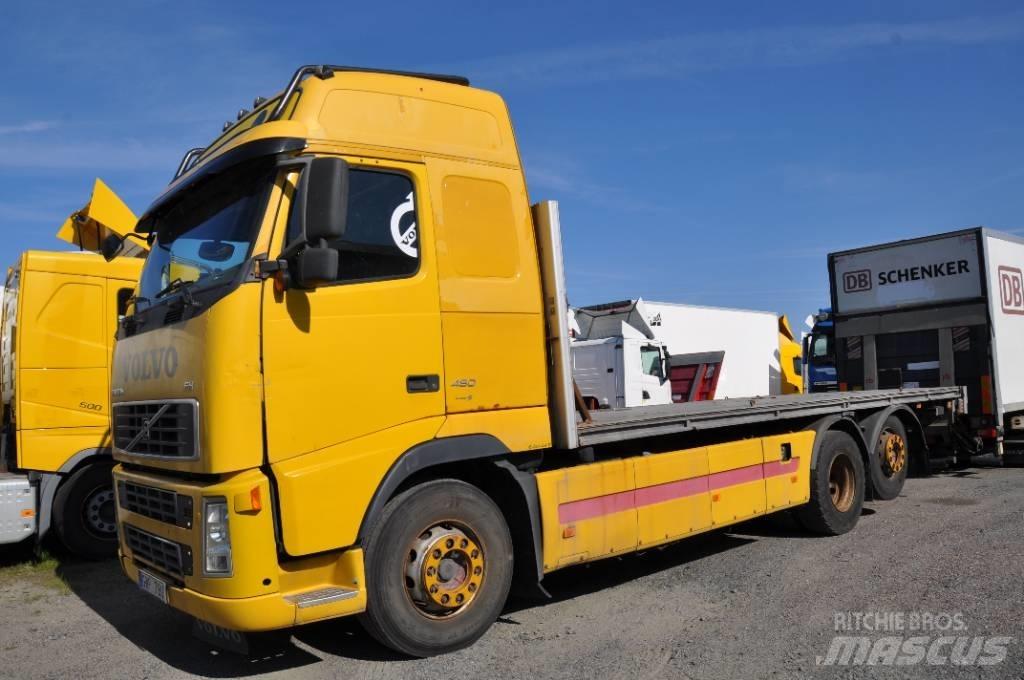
[577,387,964,446]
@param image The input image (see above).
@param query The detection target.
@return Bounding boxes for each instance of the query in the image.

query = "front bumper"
[114,465,366,631]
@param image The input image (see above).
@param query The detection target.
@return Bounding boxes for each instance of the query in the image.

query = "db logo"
[843,269,872,294]
[999,266,1024,315]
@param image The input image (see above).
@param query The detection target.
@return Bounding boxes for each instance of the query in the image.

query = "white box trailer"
[829,227,1024,459]
[642,300,782,398]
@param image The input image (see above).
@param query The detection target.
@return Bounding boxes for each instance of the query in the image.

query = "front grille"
[118,480,193,528]
[124,524,193,578]
[113,401,198,459]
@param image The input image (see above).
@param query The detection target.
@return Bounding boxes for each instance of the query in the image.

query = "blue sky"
[3,1,1023,326]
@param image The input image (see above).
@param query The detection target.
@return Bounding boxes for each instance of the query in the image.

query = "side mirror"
[303,157,349,242]
[292,247,339,290]
[280,156,348,291]
[100,233,124,261]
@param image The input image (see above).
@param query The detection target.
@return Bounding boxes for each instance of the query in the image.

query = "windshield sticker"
[390,192,417,258]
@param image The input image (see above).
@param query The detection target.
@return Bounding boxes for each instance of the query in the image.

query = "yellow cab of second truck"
[109,69,819,637]
[8,252,141,472]
[3,177,144,475]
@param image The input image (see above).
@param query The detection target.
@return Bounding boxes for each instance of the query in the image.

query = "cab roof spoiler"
[268,64,470,122]
[172,65,470,182]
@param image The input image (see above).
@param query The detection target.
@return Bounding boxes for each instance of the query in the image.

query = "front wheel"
[358,479,513,657]
[797,431,865,536]
[52,462,119,559]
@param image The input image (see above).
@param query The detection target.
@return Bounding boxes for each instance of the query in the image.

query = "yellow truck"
[779,315,803,395]
[108,65,966,657]
[0,180,145,557]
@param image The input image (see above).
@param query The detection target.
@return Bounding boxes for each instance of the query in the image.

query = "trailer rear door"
[984,232,1024,423]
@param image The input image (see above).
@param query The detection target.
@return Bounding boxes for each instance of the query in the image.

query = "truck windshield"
[811,333,833,360]
[136,163,273,306]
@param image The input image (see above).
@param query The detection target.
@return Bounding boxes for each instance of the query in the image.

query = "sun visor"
[56,178,147,257]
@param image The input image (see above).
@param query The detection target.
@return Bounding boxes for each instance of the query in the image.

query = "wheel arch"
[38,447,112,539]
[807,414,871,474]
[357,434,547,598]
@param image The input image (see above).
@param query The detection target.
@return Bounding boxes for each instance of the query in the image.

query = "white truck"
[829,227,1024,463]
[572,300,671,408]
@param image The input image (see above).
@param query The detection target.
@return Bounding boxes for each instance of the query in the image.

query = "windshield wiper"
[155,278,201,308]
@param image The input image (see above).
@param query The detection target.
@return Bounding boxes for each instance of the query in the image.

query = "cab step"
[285,587,358,608]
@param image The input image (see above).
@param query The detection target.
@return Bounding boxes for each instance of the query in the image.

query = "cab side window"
[641,345,664,379]
[287,167,419,284]
[116,288,134,317]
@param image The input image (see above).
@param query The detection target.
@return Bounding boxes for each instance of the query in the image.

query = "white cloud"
[0,138,181,171]
[453,12,1024,87]
[0,121,58,135]
[524,150,687,217]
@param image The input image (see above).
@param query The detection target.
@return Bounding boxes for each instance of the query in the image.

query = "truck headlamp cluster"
[203,498,232,576]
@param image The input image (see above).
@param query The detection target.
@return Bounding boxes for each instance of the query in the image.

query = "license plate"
[137,569,169,604]
[192,618,250,655]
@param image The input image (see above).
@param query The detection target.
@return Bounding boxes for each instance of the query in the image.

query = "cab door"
[638,342,671,405]
[261,159,445,465]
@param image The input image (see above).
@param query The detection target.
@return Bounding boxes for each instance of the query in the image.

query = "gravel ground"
[1,466,1022,680]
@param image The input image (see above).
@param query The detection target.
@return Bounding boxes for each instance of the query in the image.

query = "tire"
[869,416,909,500]
[52,462,118,559]
[358,479,513,657]
[797,431,865,536]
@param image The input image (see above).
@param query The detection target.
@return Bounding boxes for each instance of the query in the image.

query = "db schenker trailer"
[829,228,1024,464]
[107,65,966,657]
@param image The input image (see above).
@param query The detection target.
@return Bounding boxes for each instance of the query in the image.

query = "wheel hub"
[828,454,856,513]
[405,524,484,617]
[879,432,907,476]
[85,488,116,536]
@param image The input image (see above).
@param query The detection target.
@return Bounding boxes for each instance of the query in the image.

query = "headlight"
[203,498,232,576]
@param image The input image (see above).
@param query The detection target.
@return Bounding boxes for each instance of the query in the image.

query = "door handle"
[406,375,440,393]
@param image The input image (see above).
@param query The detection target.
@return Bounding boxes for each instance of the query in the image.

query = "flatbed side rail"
[578,387,965,446]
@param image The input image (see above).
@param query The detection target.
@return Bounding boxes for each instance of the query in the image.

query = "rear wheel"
[52,462,119,559]
[797,431,865,536]
[869,417,909,500]
[358,479,513,657]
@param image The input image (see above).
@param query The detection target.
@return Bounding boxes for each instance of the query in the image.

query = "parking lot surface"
[1,466,1022,680]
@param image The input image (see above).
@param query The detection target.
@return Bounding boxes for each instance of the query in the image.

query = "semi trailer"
[107,65,969,657]
[829,228,1024,463]
[0,180,145,557]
